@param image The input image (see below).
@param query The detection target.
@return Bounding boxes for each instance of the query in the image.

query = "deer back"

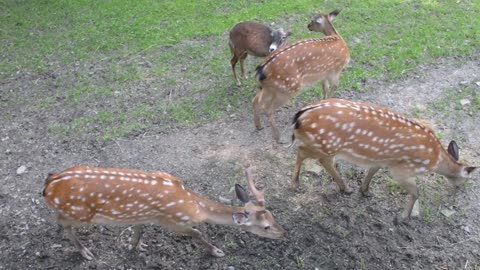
[293,99,446,172]
[43,166,202,225]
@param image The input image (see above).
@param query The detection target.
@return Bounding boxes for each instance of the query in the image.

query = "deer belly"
[301,72,328,86]
[336,151,389,168]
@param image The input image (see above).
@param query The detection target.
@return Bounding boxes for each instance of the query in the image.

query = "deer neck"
[434,150,463,178]
[188,190,244,226]
[323,23,340,37]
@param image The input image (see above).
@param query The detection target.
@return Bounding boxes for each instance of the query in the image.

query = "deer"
[291,98,476,223]
[229,21,291,86]
[43,166,286,260]
[253,10,350,143]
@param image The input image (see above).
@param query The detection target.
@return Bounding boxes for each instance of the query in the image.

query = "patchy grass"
[2,0,479,141]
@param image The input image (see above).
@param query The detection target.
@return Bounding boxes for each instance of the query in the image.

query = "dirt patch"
[1,58,479,269]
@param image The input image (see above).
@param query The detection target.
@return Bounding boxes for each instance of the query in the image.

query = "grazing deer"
[43,166,286,260]
[229,21,291,86]
[292,98,476,222]
[253,10,350,143]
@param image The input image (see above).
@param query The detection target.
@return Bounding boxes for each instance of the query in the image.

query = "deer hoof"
[342,186,353,194]
[136,241,148,252]
[393,215,408,226]
[360,189,371,197]
[80,247,95,261]
[211,247,225,257]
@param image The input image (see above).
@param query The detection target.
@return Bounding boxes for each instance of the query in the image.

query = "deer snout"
[307,22,314,31]
[268,44,277,53]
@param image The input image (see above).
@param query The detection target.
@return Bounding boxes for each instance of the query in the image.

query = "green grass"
[433,83,480,114]
[2,0,479,141]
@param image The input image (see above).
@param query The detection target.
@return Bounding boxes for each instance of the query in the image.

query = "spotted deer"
[43,166,286,260]
[253,10,350,143]
[292,98,476,222]
[229,21,291,86]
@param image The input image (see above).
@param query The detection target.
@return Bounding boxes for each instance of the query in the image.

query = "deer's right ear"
[235,184,250,204]
[447,140,459,161]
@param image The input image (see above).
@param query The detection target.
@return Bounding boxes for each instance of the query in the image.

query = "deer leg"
[230,53,240,86]
[174,226,225,257]
[239,52,247,79]
[361,167,380,196]
[389,169,419,224]
[252,91,264,130]
[266,109,280,143]
[57,214,94,260]
[396,178,419,223]
[325,75,339,98]
[318,157,353,194]
[292,146,308,188]
[321,80,329,99]
[64,225,94,260]
[130,224,148,251]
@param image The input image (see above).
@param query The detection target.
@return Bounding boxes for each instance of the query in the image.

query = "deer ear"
[466,166,477,175]
[235,184,250,204]
[329,9,341,20]
[232,212,250,225]
[447,141,459,161]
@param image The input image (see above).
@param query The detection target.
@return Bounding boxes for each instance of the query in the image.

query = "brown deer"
[43,166,286,260]
[229,21,291,86]
[291,98,476,223]
[253,10,350,143]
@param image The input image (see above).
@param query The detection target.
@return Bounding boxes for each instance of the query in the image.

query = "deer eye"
[264,225,271,230]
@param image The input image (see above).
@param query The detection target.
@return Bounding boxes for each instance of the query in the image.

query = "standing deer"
[229,21,291,86]
[253,10,350,143]
[291,98,476,222]
[43,166,286,260]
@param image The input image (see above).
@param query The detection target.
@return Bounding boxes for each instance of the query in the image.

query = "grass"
[2,0,480,141]
[433,83,480,115]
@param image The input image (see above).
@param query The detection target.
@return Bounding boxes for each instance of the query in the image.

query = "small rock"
[227,266,235,270]
[16,165,27,175]
[35,251,41,257]
[304,160,322,174]
[476,81,480,87]
[441,209,456,217]
[462,226,471,234]
[415,103,426,112]
[460,99,471,106]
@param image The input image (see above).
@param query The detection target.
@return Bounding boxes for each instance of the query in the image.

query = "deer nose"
[268,45,276,53]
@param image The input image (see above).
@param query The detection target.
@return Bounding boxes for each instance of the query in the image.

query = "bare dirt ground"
[1,58,479,270]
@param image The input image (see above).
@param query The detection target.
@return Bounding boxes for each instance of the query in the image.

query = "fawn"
[43,166,286,260]
[292,98,476,222]
[253,10,350,142]
[229,21,291,86]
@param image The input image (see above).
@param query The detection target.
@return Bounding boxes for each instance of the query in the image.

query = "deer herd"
[43,9,476,260]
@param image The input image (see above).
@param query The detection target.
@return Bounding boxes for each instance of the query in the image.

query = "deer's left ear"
[232,212,250,225]
[447,140,459,161]
[235,184,250,204]
[329,9,341,21]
